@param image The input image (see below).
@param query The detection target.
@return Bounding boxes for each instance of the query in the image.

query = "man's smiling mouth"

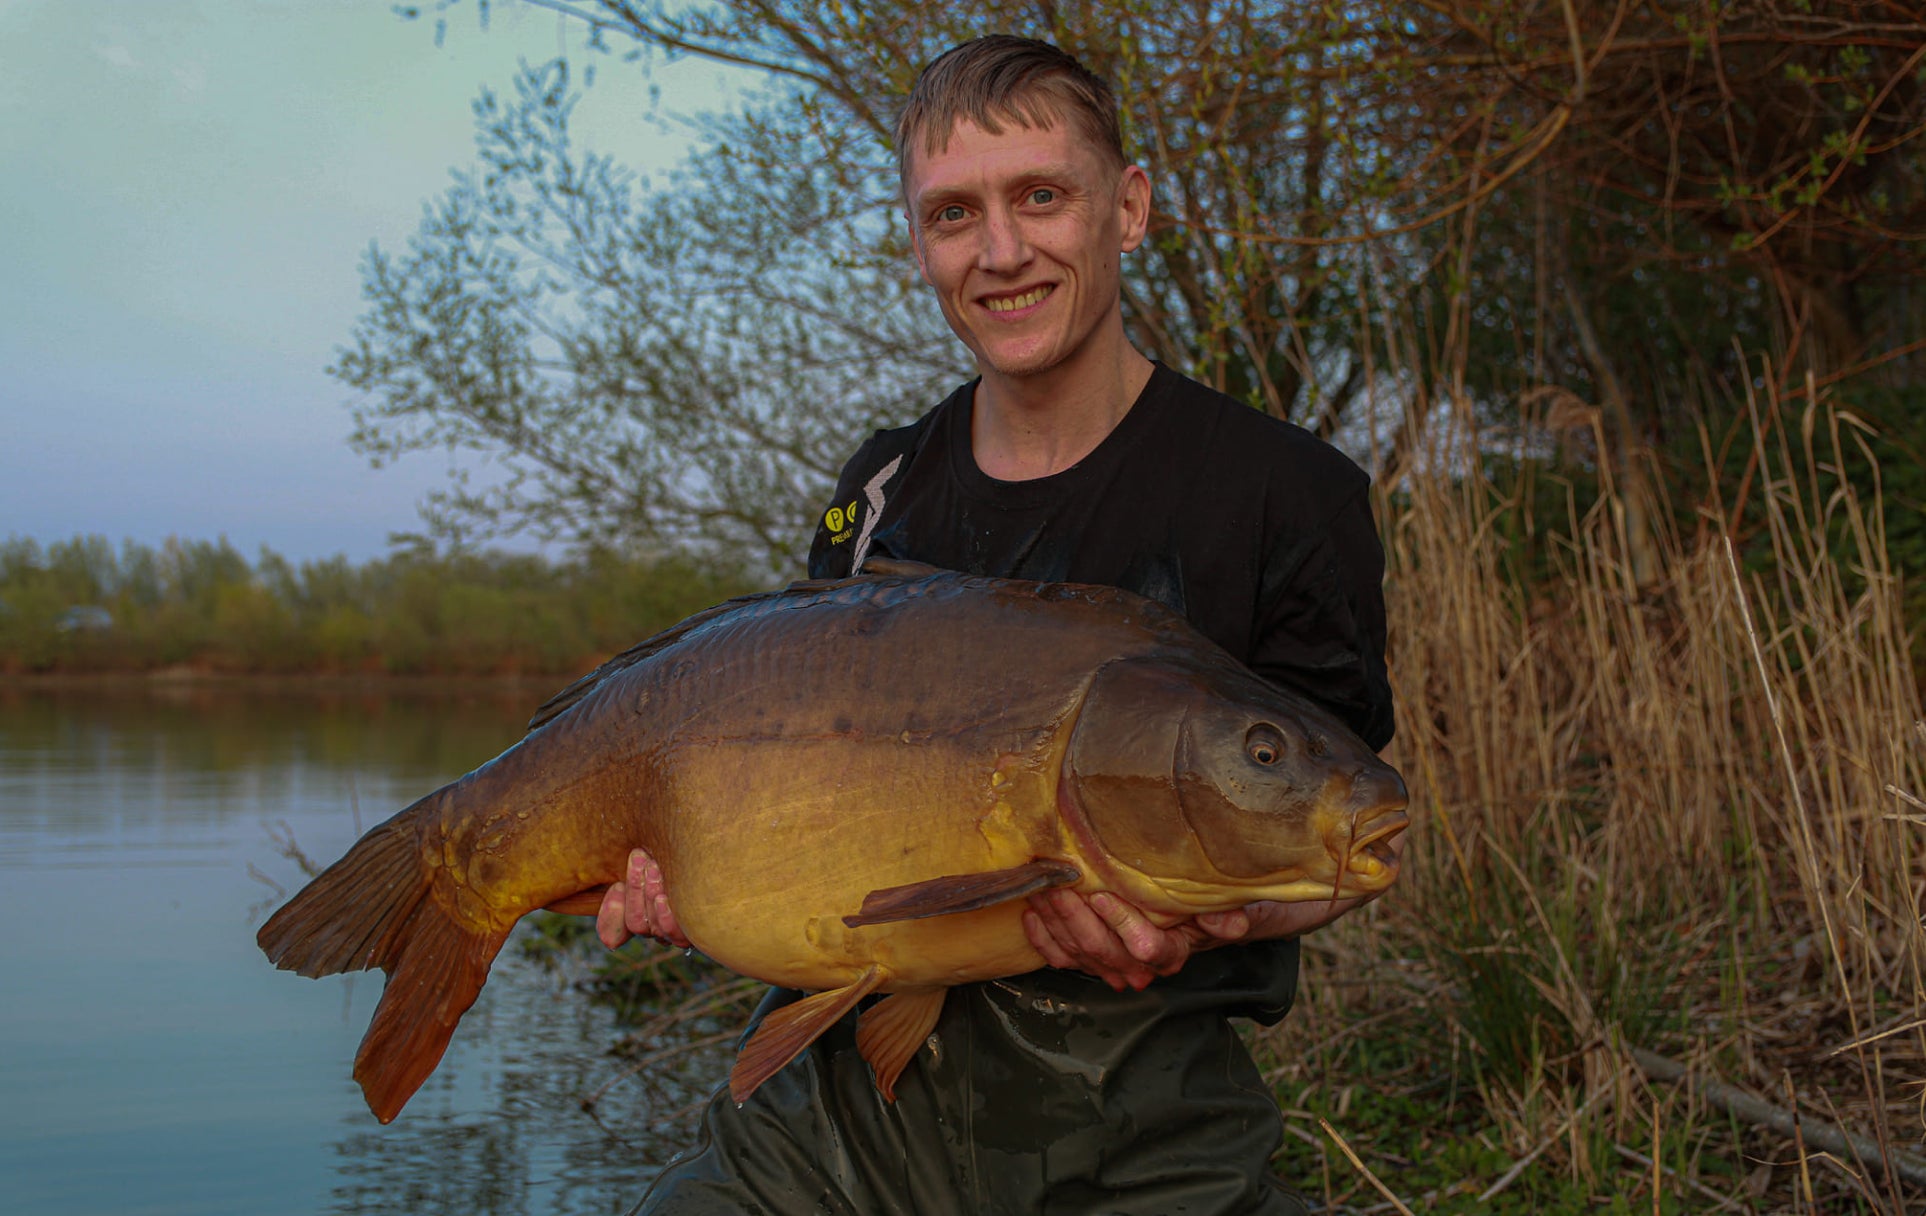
[983,285,1053,313]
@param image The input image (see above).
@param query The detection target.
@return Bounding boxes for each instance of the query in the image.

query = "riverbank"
[0,539,757,678]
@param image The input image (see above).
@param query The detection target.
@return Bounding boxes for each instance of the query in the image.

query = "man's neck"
[970,343,1156,482]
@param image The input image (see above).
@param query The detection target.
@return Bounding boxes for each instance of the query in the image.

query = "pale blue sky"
[1,0,741,561]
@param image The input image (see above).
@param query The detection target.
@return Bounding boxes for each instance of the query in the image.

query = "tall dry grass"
[1260,371,1925,1211]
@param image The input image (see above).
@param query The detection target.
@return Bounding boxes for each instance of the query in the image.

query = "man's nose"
[976,205,1032,273]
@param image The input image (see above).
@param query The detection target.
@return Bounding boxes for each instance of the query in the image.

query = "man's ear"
[1117,164,1151,255]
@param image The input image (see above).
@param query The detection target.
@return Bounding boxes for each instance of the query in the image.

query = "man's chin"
[972,339,1072,381]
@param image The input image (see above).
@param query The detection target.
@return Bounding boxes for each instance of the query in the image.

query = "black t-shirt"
[808,362,1393,749]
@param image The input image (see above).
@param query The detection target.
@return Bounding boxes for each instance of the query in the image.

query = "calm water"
[0,682,729,1216]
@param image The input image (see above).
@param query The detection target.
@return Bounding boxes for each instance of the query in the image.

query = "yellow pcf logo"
[824,499,859,544]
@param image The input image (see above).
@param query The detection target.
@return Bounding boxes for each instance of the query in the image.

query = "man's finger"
[1026,904,1132,988]
[1194,909,1251,941]
[1051,892,1159,989]
[1048,891,1138,967]
[1030,893,1151,990]
[638,854,691,946]
[1023,909,1078,971]
[1090,892,1186,974]
[596,884,632,950]
[623,850,654,937]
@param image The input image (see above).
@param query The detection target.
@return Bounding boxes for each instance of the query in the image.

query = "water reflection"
[0,680,535,804]
[321,942,738,1216]
[0,680,733,1216]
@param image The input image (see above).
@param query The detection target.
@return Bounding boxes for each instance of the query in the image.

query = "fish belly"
[657,733,1061,991]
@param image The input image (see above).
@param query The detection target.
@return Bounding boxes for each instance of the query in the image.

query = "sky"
[0,0,743,562]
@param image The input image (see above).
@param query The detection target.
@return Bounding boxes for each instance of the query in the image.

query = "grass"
[1254,372,1925,1212]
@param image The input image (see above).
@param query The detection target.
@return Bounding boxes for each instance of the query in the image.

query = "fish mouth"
[1338,810,1409,889]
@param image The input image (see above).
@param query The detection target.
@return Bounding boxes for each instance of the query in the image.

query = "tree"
[334,62,962,575]
[345,1,1926,573]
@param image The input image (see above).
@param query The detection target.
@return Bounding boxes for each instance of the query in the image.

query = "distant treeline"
[0,536,759,676]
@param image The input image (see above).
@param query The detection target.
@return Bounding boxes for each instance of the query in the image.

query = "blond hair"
[896,37,1124,194]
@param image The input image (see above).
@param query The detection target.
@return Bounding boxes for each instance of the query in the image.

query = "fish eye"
[1245,723,1285,766]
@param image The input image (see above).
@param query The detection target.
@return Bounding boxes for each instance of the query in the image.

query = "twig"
[246,861,285,901]
[1611,1144,1748,1212]
[1318,1118,1416,1216]
[1788,1070,1817,1214]
[1631,1047,1926,1188]
[580,1028,739,1109]
[265,818,321,877]
[1720,537,1850,1008]
[1650,1097,1662,1216]
[1826,1015,1926,1057]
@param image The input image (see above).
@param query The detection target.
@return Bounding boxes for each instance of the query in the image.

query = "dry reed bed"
[1260,382,1925,1212]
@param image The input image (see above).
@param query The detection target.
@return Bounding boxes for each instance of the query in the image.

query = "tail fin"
[256,805,507,1124]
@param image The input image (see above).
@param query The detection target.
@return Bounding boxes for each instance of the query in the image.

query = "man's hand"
[596,848,691,951]
[1023,822,1404,989]
[1023,890,1253,991]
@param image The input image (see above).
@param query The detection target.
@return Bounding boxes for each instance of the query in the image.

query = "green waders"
[629,943,1309,1216]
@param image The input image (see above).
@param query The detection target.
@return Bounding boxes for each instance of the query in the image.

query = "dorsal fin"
[526,562,950,732]
[526,597,751,731]
[526,578,844,731]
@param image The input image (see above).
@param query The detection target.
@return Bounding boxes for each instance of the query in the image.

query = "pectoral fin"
[842,859,1082,927]
[729,965,886,1102]
[856,989,947,1101]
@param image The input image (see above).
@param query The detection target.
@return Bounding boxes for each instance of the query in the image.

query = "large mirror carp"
[258,560,1408,1124]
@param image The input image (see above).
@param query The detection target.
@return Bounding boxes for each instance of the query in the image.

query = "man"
[598,35,1395,1215]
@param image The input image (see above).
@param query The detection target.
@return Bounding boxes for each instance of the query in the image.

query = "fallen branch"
[1630,1047,1926,1189]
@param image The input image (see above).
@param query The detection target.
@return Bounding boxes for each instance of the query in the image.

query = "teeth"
[985,286,1050,313]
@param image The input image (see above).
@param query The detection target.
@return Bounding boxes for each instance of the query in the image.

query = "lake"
[0,681,732,1216]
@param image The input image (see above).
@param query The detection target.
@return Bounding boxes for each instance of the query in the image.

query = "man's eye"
[937,204,967,223]
[1028,188,1056,205]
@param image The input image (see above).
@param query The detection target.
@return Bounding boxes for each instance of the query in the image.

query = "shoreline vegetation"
[0,541,756,680]
[1263,378,1926,1212]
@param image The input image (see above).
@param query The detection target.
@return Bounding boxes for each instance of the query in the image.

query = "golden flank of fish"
[257,560,1409,1124]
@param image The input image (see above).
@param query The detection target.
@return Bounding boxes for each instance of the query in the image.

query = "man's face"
[904,116,1149,380]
